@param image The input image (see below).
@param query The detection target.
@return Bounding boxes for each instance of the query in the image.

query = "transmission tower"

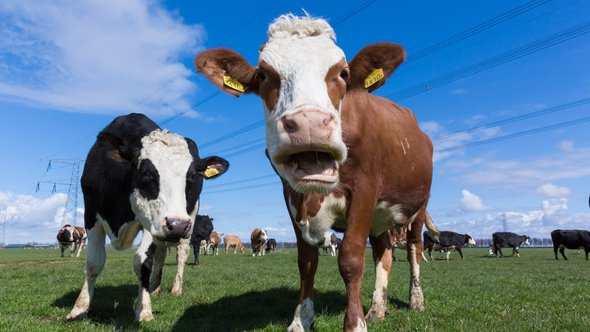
[37,159,83,226]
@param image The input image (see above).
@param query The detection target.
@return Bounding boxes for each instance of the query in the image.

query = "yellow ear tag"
[204,166,220,178]
[223,75,245,92]
[364,68,384,89]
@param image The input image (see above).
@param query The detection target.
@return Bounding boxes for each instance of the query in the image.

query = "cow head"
[522,236,530,246]
[57,225,75,243]
[100,128,228,241]
[196,14,405,194]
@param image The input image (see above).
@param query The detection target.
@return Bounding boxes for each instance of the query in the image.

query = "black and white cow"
[489,232,530,258]
[423,231,475,261]
[266,238,277,253]
[190,215,214,265]
[551,229,590,260]
[66,113,228,322]
[57,225,87,257]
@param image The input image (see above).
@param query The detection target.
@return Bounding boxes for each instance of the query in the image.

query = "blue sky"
[1,0,589,244]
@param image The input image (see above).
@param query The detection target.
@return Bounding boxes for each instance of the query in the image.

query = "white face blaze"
[129,129,195,239]
[260,15,348,193]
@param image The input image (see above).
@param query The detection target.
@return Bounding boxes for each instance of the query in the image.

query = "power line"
[406,0,551,63]
[431,97,590,141]
[332,0,379,26]
[206,174,276,189]
[389,20,590,100]
[438,115,590,153]
[204,181,279,194]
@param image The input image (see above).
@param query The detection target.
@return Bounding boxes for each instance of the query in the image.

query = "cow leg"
[407,213,425,312]
[365,233,392,322]
[75,240,84,257]
[553,245,559,260]
[149,240,167,294]
[66,225,106,320]
[133,231,156,322]
[559,247,567,260]
[514,247,520,257]
[445,250,450,261]
[192,241,200,265]
[60,244,65,257]
[497,247,503,258]
[427,247,434,261]
[69,242,75,257]
[585,247,589,261]
[339,197,376,332]
[287,226,319,332]
[457,248,464,260]
[170,238,189,296]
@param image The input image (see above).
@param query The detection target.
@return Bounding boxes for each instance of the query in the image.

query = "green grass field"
[0,247,588,331]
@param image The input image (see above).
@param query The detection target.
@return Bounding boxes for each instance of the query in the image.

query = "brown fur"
[223,235,245,254]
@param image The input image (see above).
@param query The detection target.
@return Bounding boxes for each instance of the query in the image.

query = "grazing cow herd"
[46,13,588,331]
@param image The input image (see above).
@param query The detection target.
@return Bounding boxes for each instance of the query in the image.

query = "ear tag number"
[204,166,220,178]
[223,75,245,92]
[364,68,384,88]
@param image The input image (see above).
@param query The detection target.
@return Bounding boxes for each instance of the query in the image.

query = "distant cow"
[224,235,245,254]
[66,113,228,322]
[190,215,214,265]
[251,228,268,257]
[319,233,339,256]
[551,229,590,260]
[57,225,87,257]
[266,238,277,253]
[490,232,530,258]
[207,231,223,255]
[423,231,475,261]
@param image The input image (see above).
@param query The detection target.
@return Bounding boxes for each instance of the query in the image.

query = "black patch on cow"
[135,159,160,200]
[190,215,214,265]
[140,243,157,289]
[184,138,203,215]
[82,113,158,235]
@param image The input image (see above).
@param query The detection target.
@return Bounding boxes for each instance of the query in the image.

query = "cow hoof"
[365,306,387,322]
[287,321,306,332]
[65,308,87,321]
[151,286,161,295]
[171,287,182,296]
[137,310,154,322]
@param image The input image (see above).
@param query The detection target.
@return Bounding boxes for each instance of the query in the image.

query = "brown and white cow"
[250,228,268,256]
[57,225,87,258]
[196,14,433,331]
[224,235,245,254]
[207,231,223,255]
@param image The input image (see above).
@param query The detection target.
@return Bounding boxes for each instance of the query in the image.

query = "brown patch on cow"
[324,58,348,110]
[256,61,281,111]
[348,43,406,92]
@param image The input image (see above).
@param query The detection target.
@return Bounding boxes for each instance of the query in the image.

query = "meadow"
[0,247,588,331]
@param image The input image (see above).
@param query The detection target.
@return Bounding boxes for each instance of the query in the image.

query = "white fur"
[408,243,424,311]
[367,260,389,321]
[371,202,406,236]
[129,129,194,239]
[353,318,368,332]
[288,297,314,332]
[260,15,347,190]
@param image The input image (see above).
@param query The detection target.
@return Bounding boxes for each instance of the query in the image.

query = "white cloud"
[460,189,489,212]
[0,192,86,244]
[0,1,205,118]
[536,183,571,198]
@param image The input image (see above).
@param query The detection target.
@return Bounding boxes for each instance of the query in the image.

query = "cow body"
[190,215,214,265]
[251,228,268,256]
[208,231,223,255]
[196,14,433,331]
[66,113,228,322]
[423,231,475,261]
[551,229,590,260]
[319,233,339,256]
[266,238,277,253]
[490,232,530,258]
[57,225,87,257]
[224,235,245,254]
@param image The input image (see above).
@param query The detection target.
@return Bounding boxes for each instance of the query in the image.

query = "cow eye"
[254,71,266,81]
[340,69,349,79]
[187,172,197,182]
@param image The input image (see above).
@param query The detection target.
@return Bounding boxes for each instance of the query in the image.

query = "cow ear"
[197,156,229,180]
[97,132,135,162]
[195,48,257,97]
[348,43,406,93]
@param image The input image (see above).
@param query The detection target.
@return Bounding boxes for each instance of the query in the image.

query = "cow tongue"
[291,152,337,179]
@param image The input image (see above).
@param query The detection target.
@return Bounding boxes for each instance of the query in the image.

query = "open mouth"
[283,151,339,183]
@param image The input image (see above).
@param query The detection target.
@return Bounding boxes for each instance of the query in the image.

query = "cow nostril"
[323,114,335,126]
[282,117,298,133]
